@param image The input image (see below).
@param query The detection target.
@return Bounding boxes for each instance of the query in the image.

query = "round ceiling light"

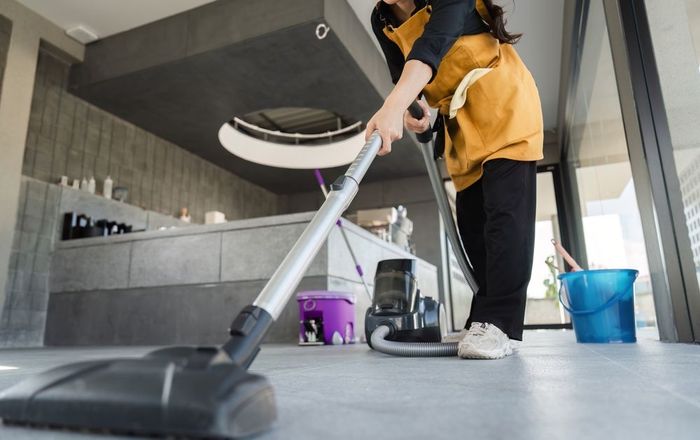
[219,107,365,170]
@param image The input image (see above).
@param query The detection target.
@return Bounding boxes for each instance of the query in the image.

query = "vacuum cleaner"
[0,102,477,438]
[365,258,456,356]
[363,103,478,358]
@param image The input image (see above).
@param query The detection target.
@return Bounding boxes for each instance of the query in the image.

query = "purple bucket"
[296,291,356,345]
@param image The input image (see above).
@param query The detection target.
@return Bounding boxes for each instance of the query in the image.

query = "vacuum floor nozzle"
[0,347,276,439]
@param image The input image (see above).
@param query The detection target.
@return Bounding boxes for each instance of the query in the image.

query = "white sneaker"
[458,322,513,359]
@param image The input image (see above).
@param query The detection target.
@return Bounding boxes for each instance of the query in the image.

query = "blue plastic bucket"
[558,269,639,343]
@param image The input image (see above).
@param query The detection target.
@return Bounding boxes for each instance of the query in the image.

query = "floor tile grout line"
[581,344,700,411]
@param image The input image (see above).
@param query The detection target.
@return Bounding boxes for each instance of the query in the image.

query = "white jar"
[103,176,113,199]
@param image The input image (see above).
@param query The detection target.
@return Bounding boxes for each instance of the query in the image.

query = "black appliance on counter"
[62,212,134,241]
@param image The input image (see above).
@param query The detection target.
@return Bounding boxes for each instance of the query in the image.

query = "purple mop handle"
[313,169,326,188]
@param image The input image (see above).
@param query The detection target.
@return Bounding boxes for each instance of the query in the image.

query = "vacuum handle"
[411,99,480,294]
[408,101,434,144]
[223,132,383,367]
[254,133,381,319]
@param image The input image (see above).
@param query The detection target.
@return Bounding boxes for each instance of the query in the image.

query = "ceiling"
[68,0,425,194]
[239,107,359,144]
[16,0,217,39]
[22,0,567,132]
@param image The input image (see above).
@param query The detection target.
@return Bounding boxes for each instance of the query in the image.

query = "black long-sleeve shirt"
[371,0,489,83]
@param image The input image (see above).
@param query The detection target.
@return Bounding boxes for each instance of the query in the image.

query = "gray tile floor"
[0,330,698,439]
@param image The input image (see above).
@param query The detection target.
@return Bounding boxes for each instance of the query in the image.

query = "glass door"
[565,0,657,334]
[525,169,569,327]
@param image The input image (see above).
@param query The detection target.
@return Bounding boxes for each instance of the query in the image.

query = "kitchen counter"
[47,212,438,345]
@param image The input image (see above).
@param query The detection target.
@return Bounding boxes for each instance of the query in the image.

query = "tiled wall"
[22,49,280,224]
[0,177,195,347]
[0,15,11,97]
[0,179,60,347]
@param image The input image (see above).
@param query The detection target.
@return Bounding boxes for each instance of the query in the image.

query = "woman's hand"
[404,100,431,134]
[364,60,433,156]
[365,101,405,156]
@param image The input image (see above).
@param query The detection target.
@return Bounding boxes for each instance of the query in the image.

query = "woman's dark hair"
[482,0,522,44]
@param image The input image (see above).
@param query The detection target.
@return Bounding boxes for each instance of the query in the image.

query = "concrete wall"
[0,15,10,98]
[23,49,280,224]
[0,0,84,341]
[0,179,60,347]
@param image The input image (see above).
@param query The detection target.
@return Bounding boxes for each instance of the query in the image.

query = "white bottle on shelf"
[72,179,80,190]
[88,176,96,194]
[80,177,88,192]
[103,176,113,199]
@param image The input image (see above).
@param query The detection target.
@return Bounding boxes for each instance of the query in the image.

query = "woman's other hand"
[365,102,405,156]
[404,100,431,134]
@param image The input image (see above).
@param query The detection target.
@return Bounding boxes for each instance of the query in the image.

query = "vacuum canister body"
[365,259,445,346]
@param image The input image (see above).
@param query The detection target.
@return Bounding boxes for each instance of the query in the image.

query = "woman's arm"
[366,0,476,155]
[365,60,432,156]
[408,0,473,82]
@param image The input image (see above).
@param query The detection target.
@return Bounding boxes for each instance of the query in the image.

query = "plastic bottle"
[103,176,113,199]
[88,176,96,195]
[80,177,88,192]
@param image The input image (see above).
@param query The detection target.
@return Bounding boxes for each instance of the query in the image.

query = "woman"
[366,0,543,359]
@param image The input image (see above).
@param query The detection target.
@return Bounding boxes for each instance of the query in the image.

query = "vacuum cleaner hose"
[370,326,458,357]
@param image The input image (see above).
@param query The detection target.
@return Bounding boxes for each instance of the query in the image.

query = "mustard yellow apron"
[383,0,544,190]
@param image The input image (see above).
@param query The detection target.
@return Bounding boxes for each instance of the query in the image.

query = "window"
[566,0,656,329]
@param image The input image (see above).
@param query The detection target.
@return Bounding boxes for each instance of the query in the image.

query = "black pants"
[456,159,537,340]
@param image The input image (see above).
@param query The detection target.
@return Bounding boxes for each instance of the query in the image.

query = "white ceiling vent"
[65,25,99,44]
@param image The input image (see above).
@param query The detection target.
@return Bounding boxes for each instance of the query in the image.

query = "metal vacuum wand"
[223,101,478,367]
[407,102,479,294]
[314,169,373,302]
[253,134,381,319]
[223,133,383,367]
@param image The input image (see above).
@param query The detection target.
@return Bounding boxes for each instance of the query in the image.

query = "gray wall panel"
[220,223,328,282]
[129,233,222,288]
[22,49,281,224]
[45,277,329,346]
[1,177,197,347]
[50,242,131,292]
